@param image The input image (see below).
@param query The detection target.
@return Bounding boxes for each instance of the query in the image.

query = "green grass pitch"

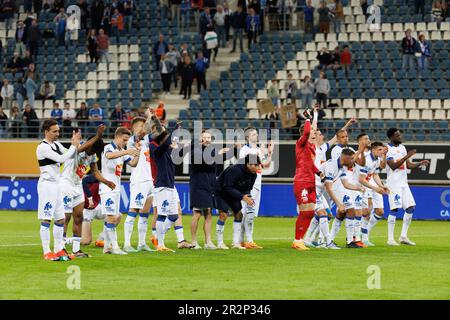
[0,211,449,300]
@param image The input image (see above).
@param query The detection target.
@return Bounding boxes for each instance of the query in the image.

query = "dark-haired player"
[61,124,116,257]
[214,154,261,250]
[385,128,429,246]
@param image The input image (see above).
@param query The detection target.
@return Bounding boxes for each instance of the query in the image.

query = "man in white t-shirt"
[100,127,140,255]
[385,128,429,246]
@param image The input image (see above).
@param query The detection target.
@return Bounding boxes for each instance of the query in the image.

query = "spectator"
[42,0,54,13]
[25,71,38,108]
[316,47,332,70]
[179,42,192,59]
[77,0,89,30]
[340,45,352,74]
[268,79,280,108]
[22,104,39,138]
[27,19,41,59]
[170,0,181,21]
[160,0,170,19]
[100,5,111,35]
[180,55,195,99]
[230,6,246,53]
[91,0,105,31]
[52,0,65,13]
[62,102,76,137]
[1,0,15,30]
[123,0,134,31]
[318,1,331,34]
[401,29,417,70]
[5,52,24,76]
[415,33,431,75]
[1,79,14,112]
[166,44,181,90]
[264,109,280,129]
[304,0,315,34]
[75,102,89,131]
[204,26,218,62]
[284,73,298,104]
[65,11,80,47]
[50,102,63,125]
[9,104,22,138]
[15,78,27,110]
[360,0,368,17]
[153,34,169,71]
[110,8,124,42]
[246,7,260,49]
[110,103,126,130]
[224,2,232,41]
[24,0,33,13]
[314,71,330,109]
[39,80,56,102]
[195,51,209,94]
[199,7,213,37]
[191,0,203,26]
[331,0,343,34]
[414,0,425,19]
[87,29,99,63]
[160,54,175,93]
[180,0,191,30]
[329,46,341,72]
[214,5,227,48]
[21,51,34,72]
[0,107,8,136]
[27,62,40,83]
[155,101,167,125]
[88,102,104,133]
[54,8,67,46]
[300,75,314,109]
[431,1,445,27]
[15,20,28,58]
[96,28,111,63]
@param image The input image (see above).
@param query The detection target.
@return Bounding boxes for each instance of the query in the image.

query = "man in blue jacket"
[246,7,260,49]
[214,154,261,250]
[195,50,209,94]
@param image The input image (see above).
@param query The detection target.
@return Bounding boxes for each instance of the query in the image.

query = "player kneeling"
[214,154,260,250]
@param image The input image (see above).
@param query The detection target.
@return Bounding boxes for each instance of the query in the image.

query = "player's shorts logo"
[161,199,170,214]
[355,195,362,205]
[135,192,144,206]
[301,189,309,202]
[343,195,351,204]
[105,198,115,213]
[394,194,401,205]
[63,196,71,205]
[43,202,53,216]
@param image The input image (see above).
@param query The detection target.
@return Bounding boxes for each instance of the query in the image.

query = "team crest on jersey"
[355,195,362,204]
[301,189,309,202]
[343,195,351,204]
[105,198,115,213]
[135,192,144,206]
[75,164,88,179]
[161,200,170,214]
[43,202,53,216]
[394,194,401,205]
[63,196,71,205]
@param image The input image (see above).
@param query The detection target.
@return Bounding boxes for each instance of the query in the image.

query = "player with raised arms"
[385,128,430,246]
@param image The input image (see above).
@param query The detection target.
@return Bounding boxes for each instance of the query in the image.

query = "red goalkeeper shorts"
[293,181,316,205]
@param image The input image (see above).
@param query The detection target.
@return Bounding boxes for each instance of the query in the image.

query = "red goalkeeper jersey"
[294,119,319,188]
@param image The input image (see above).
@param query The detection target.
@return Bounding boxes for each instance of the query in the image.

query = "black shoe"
[73,250,90,258]
[346,241,362,248]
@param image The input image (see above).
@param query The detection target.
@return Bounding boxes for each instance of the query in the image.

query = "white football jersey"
[317,158,347,193]
[331,145,356,184]
[239,144,263,189]
[315,142,330,184]
[36,140,76,183]
[128,134,153,184]
[99,142,131,194]
[386,143,409,188]
[356,151,381,187]
[61,150,97,186]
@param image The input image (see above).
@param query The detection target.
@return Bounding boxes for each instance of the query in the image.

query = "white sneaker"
[217,243,229,250]
[192,243,202,250]
[399,236,416,246]
[231,243,246,250]
[303,240,315,248]
[387,240,400,246]
[111,247,128,255]
[123,245,138,253]
[103,246,112,254]
[137,244,155,252]
[204,242,217,250]
[326,241,341,250]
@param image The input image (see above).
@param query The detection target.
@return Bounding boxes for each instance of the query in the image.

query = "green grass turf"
[0,211,449,300]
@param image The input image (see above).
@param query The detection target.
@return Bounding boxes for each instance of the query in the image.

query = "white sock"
[163,218,174,234]
[239,213,246,243]
[367,213,382,237]
[330,218,343,241]
[361,216,369,241]
[72,236,81,253]
[138,214,149,246]
[401,213,413,238]
[233,221,242,245]
[156,219,166,247]
[123,213,136,247]
[244,212,255,243]
[175,226,185,242]
[354,216,362,241]
[345,218,354,244]
[103,223,110,249]
[319,216,331,245]
[53,222,64,252]
[106,223,119,250]
[216,220,225,245]
[40,222,51,254]
[304,215,319,243]
[387,214,397,241]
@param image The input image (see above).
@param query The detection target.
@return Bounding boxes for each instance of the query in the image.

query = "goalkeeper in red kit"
[292,109,322,251]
